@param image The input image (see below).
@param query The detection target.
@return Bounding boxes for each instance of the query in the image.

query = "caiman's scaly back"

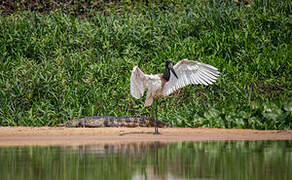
[59,116,170,128]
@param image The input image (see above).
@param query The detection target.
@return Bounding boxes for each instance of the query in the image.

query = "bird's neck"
[162,67,170,81]
[161,73,167,83]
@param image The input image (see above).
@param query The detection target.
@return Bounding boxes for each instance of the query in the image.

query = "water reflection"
[68,141,165,155]
[1,141,291,180]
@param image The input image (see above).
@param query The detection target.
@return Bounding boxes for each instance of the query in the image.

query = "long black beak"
[169,66,178,79]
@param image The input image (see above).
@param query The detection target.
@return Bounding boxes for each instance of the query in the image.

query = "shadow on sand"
[119,131,159,136]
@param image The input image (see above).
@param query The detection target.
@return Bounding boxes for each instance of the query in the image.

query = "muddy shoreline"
[0,127,291,146]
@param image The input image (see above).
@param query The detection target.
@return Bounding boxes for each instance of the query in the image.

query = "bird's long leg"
[154,99,160,135]
[152,100,156,132]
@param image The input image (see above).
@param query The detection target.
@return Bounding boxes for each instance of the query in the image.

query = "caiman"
[59,116,170,128]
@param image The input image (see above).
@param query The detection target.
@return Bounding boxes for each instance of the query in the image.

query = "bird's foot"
[153,131,161,135]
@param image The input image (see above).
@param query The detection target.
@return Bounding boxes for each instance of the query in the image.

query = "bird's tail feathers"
[144,97,153,107]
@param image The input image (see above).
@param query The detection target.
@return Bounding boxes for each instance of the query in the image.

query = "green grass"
[0,0,291,129]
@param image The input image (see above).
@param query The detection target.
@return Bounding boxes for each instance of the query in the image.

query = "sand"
[0,127,291,146]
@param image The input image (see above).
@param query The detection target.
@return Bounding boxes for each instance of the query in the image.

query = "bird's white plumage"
[130,66,146,99]
[162,59,220,96]
[130,59,220,107]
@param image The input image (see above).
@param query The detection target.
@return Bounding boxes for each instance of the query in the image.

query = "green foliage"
[0,0,291,128]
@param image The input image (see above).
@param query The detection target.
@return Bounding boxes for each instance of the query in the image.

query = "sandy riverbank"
[0,127,291,146]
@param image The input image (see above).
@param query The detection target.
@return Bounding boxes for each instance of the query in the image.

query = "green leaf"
[284,101,292,112]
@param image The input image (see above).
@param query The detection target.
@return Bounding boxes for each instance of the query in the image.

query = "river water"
[1,140,291,180]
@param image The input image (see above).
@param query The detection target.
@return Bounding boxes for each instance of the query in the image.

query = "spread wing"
[163,59,220,96]
[130,66,146,99]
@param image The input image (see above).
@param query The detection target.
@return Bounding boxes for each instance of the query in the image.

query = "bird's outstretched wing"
[130,66,146,99]
[163,59,220,96]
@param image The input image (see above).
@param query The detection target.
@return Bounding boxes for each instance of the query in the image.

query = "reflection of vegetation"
[1,141,292,180]
[0,0,291,129]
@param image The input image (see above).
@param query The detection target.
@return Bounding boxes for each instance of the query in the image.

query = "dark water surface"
[1,141,291,180]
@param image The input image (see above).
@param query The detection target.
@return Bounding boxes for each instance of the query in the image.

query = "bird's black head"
[162,60,178,81]
[165,60,173,66]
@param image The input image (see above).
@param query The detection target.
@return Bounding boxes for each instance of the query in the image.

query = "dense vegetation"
[0,0,291,129]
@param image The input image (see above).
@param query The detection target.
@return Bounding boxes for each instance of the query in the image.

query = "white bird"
[130,59,220,134]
